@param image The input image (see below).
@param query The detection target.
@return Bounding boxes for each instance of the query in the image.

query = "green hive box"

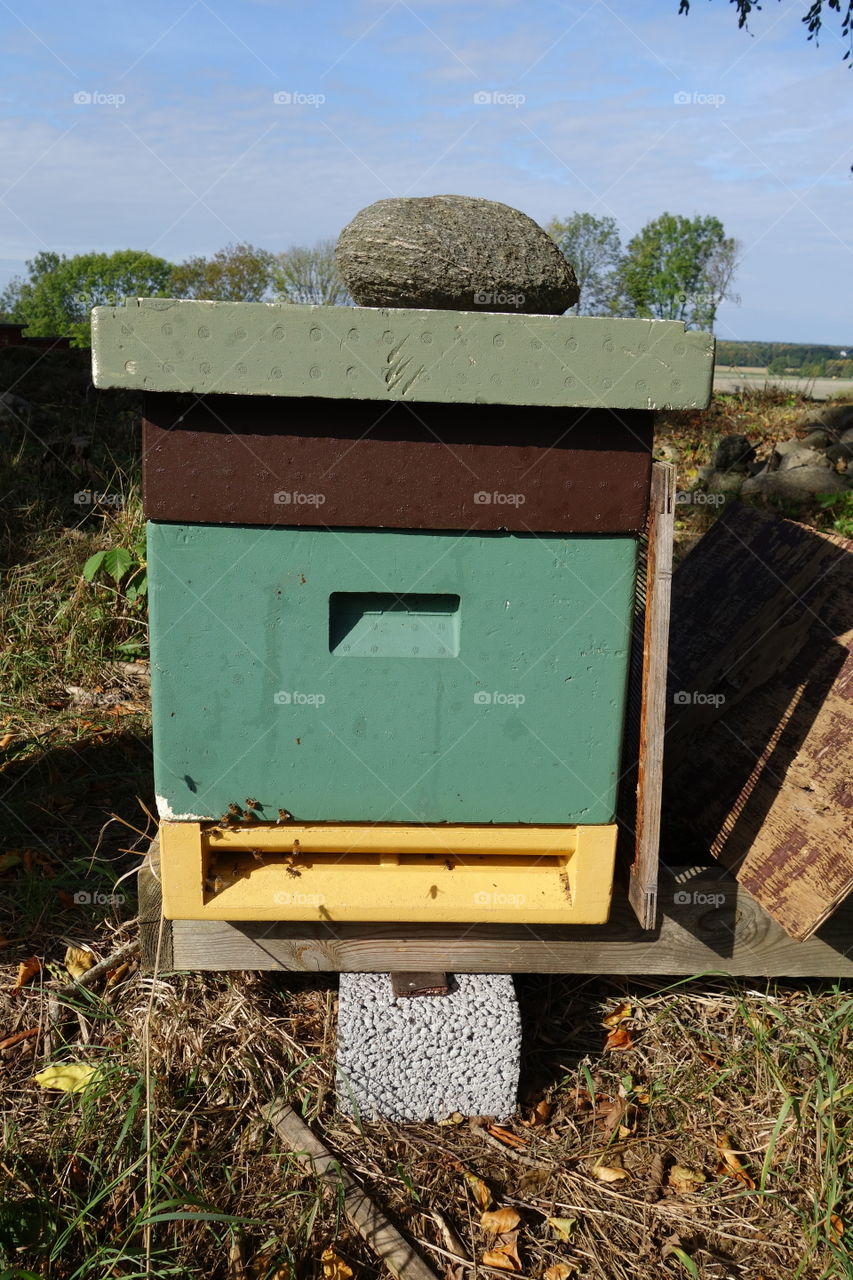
[148,523,637,825]
[91,299,714,838]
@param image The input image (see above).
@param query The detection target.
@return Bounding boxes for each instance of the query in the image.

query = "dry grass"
[1,372,852,1279]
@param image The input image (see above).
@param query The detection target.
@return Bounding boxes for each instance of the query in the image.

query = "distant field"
[714,365,853,400]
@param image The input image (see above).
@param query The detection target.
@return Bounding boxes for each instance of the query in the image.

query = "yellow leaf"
[605,1026,634,1051]
[462,1169,493,1211]
[64,945,96,981]
[480,1207,520,1233]
[602,1000,632,1027]
[668,1164,706,1195]
[437,1111,465,1126]
[618,1123,633,1139]
[481,1231,521,1271]
[591,1164,628,1183]
[34,1062,99,1093]
[716,1133,755,1190]
[320,1247,353,1280]
[547,1216,577,1241]
[13,956,42,990]
[544,1265,578,1280]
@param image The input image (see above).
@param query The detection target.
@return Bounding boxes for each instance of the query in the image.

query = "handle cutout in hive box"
[329,592,460,657]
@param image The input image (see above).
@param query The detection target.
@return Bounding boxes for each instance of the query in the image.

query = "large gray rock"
[712,434,755,472]
[336,195,579,314]
[742,468,848,499]
[777,444,832,472]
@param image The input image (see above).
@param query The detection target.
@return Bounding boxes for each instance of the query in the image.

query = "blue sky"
[0,0,850,343]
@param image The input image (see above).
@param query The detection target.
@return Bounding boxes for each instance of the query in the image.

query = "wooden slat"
[621,462,674,929]
[139,850,853,977]
[665,507,853,940]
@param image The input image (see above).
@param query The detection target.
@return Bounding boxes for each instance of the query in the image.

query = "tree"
[273,240,350,305]
[621,213,740,330]
[678,1,852,61]
[546,213,625,315]
[170,242,275,302]
[5,250,175,346]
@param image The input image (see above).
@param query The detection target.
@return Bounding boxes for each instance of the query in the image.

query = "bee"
[444,858,454,871]
[217,814,232,829]
[292,838,301,856]
[277,808,293,824]
[245,797,260,810]
[227,802,244,818]
[286,864,301,879]
[204,874,225,894]
[250,849,265,864]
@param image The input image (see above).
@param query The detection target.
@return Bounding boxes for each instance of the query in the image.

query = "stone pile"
[698,404,853,501]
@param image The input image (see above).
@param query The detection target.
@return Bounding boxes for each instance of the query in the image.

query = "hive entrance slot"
[329,591,460,657]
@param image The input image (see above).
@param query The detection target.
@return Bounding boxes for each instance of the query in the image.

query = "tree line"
[716,340,853,377]
[0,210,739,347]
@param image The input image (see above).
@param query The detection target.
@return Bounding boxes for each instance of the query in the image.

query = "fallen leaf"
[480,1207,520,1233]
[634,1088,651,1105]
[481,1230,521,1271]
[547,1216,576,1241]
[56,890,77,910]
[320,1247,353,1280]
[544,1265,577,1280]
[594,1096,624,1136]
[106,962,130,987]
[605,1026,634,1051]
[602,1000,632,1028]
[829,1214,844,1243]
[0,732,14,750]
[13,957,42,990]
[0,852,21,873]
[487,1125,528,1149]
[668,1164,706,1196]
[591,1164,628,1183]
[437,1111,465,1126]
[462,1169,493,1211]
[716,1133,755,1190]
[521,1097,553,1127]
[64,945,96,981]
[34,1062,98,1093]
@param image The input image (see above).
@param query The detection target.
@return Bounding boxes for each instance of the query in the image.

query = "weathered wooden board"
[665,506,853,941]
[618,463,674,929]
[92,299,715,410]
[138,851,853,976]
